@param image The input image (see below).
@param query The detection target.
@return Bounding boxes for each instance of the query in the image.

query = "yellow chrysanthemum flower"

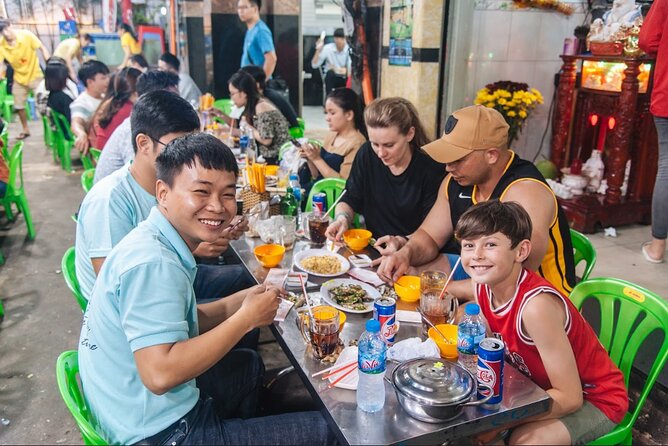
[485,102,495,108]
[519,110,527,118]
[498,98,507,105]
[507,111,517,117]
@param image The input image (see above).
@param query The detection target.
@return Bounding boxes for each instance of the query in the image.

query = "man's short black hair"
[130,54,148,69]
[0,20,10,33]
[78,60,110,86]
[131,90,200,154]
[136,69,180,96]
[334,28,345,38]
[240,65,266,90]
[249,0,262,10]
[156,133,239,187]
[81,33,93,43]
[159,52,180,72]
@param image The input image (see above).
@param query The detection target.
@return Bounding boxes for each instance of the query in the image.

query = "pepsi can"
[312,192,327,214]
[477,337,505,409]
[373,297,397,345]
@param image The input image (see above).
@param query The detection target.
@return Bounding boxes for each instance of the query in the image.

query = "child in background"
[455,200,627,445]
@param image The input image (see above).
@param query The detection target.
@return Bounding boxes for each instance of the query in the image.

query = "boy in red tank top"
[455,200,627,445]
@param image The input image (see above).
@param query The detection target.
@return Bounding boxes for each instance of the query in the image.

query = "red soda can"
[312,193,327,214]
[477,337,505,409]
[373,297,397,345]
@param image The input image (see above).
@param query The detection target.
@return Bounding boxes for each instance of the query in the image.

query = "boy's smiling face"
[460,232,530,286]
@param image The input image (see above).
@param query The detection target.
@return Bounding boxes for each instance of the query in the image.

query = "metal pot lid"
[392,358,475,405]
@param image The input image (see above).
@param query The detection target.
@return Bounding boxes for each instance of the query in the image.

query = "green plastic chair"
[61,247,87,312]
[569,278,668,445]
[81,169,95,193]
[0,124,7,155]
[213,98,233,116]
[0,79,13,123]
[0,142,35,239]
[305,177,360,227]
[288,126,304,139]
[81,150,97,171]
[56,351,107,445]
[89,147,101,163]
[51,110,75,173]
[42,114,56,157]
[570,228,597,282]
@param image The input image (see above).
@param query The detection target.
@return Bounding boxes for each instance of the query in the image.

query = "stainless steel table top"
[231,237,551,445]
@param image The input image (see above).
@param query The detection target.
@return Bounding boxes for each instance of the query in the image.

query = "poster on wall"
[389,0,413,66]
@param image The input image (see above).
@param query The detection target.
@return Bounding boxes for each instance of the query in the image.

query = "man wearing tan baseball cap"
[422,105,509,164]
[376,104,576,299]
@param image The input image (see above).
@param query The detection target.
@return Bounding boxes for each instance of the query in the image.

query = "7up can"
[477,337,505,409]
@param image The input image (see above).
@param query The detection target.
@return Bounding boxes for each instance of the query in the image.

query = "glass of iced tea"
[308,213,329,245]
[297,306,340,359]
[419,271,459,337]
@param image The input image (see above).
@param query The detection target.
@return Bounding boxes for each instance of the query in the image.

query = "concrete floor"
[0,114,666,444]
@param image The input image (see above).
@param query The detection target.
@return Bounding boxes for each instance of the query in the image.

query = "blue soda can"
[312,192,327,214]
[477,337,505,409]
[373,297,397,345]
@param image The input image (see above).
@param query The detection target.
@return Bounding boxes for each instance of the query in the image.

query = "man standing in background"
[0,19,50,140]
[238,0,277,78]
[311,28,350,93]
[158,52,201,107]
[53,33,91,81]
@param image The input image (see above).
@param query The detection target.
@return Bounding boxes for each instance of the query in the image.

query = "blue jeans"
[652,116,668,240]
[193,264,255,303]
[136,349,337,445]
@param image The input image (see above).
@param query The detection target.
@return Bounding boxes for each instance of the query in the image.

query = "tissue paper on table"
[387,337,440,362]
[347,268,385,287]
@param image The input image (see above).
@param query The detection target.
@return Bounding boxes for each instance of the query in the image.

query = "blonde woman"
[325,97,445,240]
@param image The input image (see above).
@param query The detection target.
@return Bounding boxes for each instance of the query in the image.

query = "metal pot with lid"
[389,357,493,423]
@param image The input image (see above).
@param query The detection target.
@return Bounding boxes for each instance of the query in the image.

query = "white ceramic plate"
[294,249,350,277]
[320,278,379,314]
[327,346,359,390]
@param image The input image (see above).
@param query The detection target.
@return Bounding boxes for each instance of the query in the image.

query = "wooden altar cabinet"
[550,54,658,233]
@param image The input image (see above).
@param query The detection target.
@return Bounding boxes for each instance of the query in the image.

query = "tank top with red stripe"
[476,269,628,424]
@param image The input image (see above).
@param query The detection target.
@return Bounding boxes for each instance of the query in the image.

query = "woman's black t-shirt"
[341,142,446,238]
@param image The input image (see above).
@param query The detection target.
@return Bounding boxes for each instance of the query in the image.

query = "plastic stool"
[27,97,36,121]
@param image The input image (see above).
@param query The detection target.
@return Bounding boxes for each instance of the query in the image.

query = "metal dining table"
[230,237,551,445]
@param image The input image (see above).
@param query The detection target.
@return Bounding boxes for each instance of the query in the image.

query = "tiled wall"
[460,0,587,160]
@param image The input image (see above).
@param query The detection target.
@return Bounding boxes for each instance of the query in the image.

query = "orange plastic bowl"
[428,324,458,359]
[394,275,421,302]
[343,229,372,251]
[254,244,286,268]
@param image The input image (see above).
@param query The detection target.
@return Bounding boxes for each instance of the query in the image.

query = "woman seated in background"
[326,97,446,240]
[91,67,141,149]
[228,71,290,165]
[298,88,367,198]
[44,57,79,123]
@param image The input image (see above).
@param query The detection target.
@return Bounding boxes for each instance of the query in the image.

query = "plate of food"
[320,279,379,313]
[294,249,350,277]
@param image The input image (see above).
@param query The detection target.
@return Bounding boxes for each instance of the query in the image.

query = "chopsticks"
[298,272,315,323]
[312,359,357,378]
[247,164,267,193]
[327,366,356,389]
[438,257,461,300]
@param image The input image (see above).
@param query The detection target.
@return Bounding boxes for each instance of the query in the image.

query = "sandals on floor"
[16,132,31,140]
[642,242,664,264]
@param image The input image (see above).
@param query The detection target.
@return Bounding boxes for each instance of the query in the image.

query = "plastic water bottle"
[289,174,302,205]
[357,319,387,413]
[457,303,486,375]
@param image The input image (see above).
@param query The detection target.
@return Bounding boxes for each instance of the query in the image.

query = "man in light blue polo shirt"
[79,133,336,445]
[76,89,253,305]
[238,0,277,78]
[75,90,200,300]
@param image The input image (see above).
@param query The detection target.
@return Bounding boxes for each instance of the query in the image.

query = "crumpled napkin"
[387,337,440,362]
[347,268,384,287]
